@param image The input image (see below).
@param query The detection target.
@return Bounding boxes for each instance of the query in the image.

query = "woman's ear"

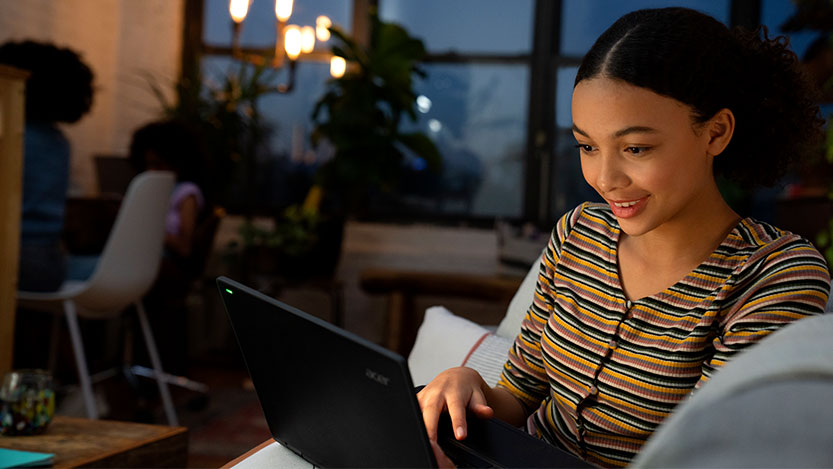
[706,108,735,157]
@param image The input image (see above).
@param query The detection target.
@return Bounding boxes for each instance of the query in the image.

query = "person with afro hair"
[0,40,94,292]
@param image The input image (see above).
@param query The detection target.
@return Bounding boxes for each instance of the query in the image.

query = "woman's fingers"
[417,367,493,442]
[469,391,495,419]
[417,389,444,441]
[446,394,470,440]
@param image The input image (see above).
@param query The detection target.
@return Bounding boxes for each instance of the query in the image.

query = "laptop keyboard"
[437,413,593,468]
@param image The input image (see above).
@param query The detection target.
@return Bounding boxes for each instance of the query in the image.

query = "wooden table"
[0,416,188,468]
[360,268,524,355]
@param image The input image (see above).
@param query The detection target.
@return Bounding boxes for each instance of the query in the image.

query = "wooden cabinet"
[0,65,28,377]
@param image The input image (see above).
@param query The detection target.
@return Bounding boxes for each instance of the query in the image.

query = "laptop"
[217,276,591,468]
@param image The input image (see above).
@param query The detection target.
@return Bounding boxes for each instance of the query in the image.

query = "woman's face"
[571,77,718,238]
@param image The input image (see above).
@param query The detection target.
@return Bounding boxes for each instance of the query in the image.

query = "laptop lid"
[217,276,437,468]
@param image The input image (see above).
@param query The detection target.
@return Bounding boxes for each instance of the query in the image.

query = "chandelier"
[228,0,345,93]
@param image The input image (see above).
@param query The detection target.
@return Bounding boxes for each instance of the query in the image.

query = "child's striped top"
[497,202,831,467]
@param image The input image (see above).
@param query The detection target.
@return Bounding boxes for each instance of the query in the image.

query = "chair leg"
[63,300,98,420]
[134,301,179,426]
[47,314,61,372]
[128,365,209,393]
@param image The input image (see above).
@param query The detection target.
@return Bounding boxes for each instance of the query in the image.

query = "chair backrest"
[75,171,174,316]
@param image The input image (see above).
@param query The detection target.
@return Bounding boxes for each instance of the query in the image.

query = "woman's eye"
[574,144,594,153]
[626,146,649,155]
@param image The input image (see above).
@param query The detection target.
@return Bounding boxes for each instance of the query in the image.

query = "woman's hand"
[417,367,495,443]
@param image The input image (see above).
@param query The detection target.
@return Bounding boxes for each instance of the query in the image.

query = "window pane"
[761,0,820,58]
[556,66,578,129]
[203,0,352,47]
[552,128,602,216]
[379,0,533,54]
[560,0,731,56]
[398,64,528,217]
[200,56,333,209]
[201,56,331,150]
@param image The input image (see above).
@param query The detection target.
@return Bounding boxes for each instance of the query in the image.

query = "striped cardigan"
[497,202,831,467]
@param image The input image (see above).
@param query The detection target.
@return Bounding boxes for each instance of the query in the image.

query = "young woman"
[418,7,832,468]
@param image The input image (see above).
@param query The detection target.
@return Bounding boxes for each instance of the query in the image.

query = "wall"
[0,0,184,194]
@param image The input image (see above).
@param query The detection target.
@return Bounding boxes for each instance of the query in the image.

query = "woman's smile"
[607,196,650,218]
[571,77,723,238]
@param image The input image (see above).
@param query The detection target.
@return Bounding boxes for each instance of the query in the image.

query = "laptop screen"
[218,277,437,468]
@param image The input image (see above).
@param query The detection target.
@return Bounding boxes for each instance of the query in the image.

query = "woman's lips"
[608,196,649,219]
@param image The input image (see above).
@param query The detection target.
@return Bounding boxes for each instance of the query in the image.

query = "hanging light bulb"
[316,15,332,41]
[330,56,346,78]
[226,0,333,94]
[229,0,249,23]
[275,0,293,22]
[301,26,315,53]
[284,25,302,60]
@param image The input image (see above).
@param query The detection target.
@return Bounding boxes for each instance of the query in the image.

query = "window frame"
[183,0,760,227]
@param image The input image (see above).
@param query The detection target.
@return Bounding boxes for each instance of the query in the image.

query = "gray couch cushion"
[632,313,833,468]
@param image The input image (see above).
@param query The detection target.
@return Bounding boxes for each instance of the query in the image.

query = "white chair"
[17,171,179,425]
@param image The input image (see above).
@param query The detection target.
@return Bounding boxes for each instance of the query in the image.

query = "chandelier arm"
[275,59,297,94]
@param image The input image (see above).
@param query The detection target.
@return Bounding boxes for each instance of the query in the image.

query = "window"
[379,0,534,219]
[193,0,804,225]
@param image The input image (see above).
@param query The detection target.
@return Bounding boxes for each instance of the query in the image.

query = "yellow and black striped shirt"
[497,202,831,467]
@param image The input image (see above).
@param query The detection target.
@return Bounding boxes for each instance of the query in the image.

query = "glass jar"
[0,369,55,436]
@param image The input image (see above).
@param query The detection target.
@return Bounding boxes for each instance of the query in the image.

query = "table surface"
[0,416,188,468]
[223,439,313,469]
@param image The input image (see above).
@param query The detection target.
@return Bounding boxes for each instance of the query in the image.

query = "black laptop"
[217,276,591,468]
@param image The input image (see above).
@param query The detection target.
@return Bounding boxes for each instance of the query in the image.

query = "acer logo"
[365,368,390,386]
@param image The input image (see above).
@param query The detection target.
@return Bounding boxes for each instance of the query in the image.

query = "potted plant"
[309,10,442,216]
[149,12,442,281]
[148,62,276,213]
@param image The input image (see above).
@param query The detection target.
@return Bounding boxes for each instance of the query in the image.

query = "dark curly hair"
[575,7,824,188]
[128,119,208,189]
[0,40,94,124]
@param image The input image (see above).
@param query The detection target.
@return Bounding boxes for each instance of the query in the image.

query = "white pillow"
[461,333,513,387]
[408,306,513,387]
[495,250,543,339]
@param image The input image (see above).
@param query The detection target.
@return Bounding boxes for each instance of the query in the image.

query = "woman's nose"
[595,154,630,193]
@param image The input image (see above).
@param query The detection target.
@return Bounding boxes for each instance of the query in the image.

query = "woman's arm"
[165,194,198,257]
[697,239,830,388]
